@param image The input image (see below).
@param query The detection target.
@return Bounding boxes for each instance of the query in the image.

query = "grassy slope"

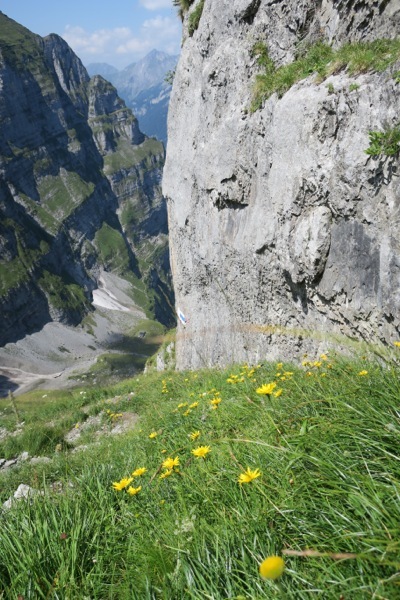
[0,353,399,598]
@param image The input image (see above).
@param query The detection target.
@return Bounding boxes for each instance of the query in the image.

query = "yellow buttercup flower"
[256,382,277,395]
[189,431,201,441]
[159,469,173,479]
[358,370,368,376]
[189,402,199,409]
[238,467,261,484]
[132,467,147,477]
[210,397,221,407]
[394,341,400,347]
[162,456,179,470]
[112,477,133,491]
[127,485,142,496]
[149,432,158,439]
[192,445,211,458]
[259,556,285,579]
[274,389,283,398]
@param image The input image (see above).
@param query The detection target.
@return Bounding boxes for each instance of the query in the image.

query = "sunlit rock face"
[163,0,400,369]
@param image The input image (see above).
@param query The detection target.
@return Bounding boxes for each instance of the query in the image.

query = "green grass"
[38,270,90,313]
[188,0,205,36]
[0,352,400,598]
[0,224,49,297]
[37,170,95,223]
[94,222,131,274]
[103,137,163,176]
[252,37,400,110]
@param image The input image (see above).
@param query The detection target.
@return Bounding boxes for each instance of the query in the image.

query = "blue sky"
[1,0,181,69]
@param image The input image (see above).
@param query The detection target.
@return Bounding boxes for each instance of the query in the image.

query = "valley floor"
[0,271,162,396]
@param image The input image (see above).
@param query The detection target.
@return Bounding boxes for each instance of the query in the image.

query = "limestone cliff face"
[163,0,400,369]
[0,13,173,345]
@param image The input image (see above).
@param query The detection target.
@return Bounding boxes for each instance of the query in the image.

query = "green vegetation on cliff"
[0,352,399,598]
[38,170,95,224]
[252,38,400,110]
[38,270,90,314]
[103,137,163,175]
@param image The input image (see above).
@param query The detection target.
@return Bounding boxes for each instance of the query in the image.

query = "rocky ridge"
[0,13,174,348]
[163,0,400,369]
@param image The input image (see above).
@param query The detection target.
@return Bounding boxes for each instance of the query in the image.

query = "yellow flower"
[192,445,211,458]
[238,467,261,484]
[394,341,400,347]
[189,402,199,408]
[149,432,158,439]
[183,409,191,416]
[313,361,322,368]
[127,485,142,496]
[320,353,328,360]
[132,467,147,477]
[274,389,283,398]
[112,477,133,491]
[189,431,201,441]
[256,382,277,395]
[259,556,285,579]
[159,469,173,479]
[358,370,368,376]
[210,397,221,407]
[277,362,283,370]
[162,456,180,470]
[177,402,188,408]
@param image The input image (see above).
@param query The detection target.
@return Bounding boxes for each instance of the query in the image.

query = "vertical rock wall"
[163,0,400,369]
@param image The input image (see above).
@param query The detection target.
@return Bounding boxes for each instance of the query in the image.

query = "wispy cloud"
[62,17,180,67]
[139,0,173,9]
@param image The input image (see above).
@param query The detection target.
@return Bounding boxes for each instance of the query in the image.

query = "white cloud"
[62,18,180,68]
[139,0,173,9]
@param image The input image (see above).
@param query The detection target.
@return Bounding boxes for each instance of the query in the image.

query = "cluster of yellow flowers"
[301,354,332,377]
[160,456,180,479]
[112,467,147,495]
[106,409,123,420]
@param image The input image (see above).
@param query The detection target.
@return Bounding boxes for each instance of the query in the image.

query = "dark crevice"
[283,270,308,314]
[239,0,262,25]
[215,198,249,211]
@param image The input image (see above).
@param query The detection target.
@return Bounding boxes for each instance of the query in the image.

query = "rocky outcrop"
[163,0,400,369]
[0,13,174,346]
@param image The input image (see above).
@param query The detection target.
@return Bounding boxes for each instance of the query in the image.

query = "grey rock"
[2,483,41,510]
[164,0,400,369]
[2,458,18,470]
[29,456,51,465]
[19,451,30,462]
